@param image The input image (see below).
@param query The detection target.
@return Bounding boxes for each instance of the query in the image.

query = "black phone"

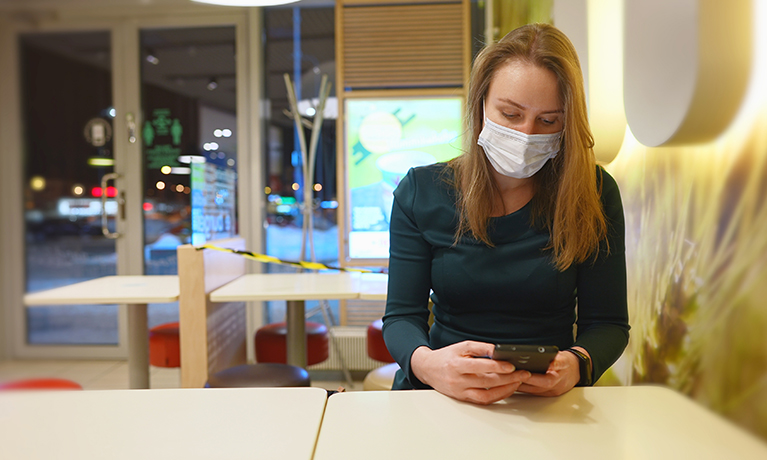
[491,344,559,374]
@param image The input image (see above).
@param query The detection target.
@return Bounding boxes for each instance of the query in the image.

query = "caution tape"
[196,244,376,273]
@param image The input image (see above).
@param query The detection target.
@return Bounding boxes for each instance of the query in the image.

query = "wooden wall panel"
[178,237,247,388]
[340,1,465,89]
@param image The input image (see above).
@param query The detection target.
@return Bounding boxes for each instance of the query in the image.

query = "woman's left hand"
[516,348,585,397]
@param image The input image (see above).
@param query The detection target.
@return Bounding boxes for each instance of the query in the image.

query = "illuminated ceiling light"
[207,78,218,91]
[313,183,322,192]
[170,167,192,175]
[160,165,172,175]
[291,182,300,191]
[30,176,46,191]
[222,129,232,137]
[190,0,300,6]
[108,107,116,118]
[156,181,166,190]
[306,107,316,116]
[203,142,219,151]
[88,157,115,167]
[264,186,272,194]
[178,154,205,164]
[175,184,185,192]
[213,129,223,137]
[226,158,235,167]
[72,184,84,196]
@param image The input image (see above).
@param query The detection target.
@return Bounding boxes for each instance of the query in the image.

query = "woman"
[382,23,630,405]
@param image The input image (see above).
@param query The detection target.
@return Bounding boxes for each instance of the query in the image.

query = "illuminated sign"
[345,96,463,261]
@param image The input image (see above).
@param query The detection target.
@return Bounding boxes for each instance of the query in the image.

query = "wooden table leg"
[127,303,150,389]
[286,300,307,368]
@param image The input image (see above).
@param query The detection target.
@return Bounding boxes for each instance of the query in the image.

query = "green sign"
[144,108,184,168]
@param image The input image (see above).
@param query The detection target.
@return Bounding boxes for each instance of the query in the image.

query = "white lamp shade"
[191,0,300,6]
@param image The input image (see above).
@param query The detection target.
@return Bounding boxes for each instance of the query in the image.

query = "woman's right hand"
[410,341,531,405]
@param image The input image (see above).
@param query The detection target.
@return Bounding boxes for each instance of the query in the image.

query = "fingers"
[463,381,524,405]
[456,340,496,359]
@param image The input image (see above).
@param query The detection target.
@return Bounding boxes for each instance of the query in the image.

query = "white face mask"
[477,117,562,179]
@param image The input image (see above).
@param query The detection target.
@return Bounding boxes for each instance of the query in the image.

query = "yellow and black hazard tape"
[196,244,376,273]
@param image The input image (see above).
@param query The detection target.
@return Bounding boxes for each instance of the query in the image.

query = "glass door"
[139,25,239,328]
[21,30,122,345]
[16,16,242,356]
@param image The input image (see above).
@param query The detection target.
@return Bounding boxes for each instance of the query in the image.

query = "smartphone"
[491,344,559,374]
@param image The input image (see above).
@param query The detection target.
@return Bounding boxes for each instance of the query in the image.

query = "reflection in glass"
[21,31,119,344]
[140,26,238,326]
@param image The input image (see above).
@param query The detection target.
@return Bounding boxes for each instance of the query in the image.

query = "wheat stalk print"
[605,110,767,439]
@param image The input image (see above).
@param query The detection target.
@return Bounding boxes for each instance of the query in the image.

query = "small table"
[314,386,767,460]
[357,272,389,301]
[0,387,327,460]
[209,272,361,368]
[23,275,179,389]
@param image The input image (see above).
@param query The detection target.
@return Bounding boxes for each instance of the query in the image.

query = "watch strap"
[565,348,593,386]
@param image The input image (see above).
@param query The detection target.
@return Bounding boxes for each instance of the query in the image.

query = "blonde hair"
[449,23,607,271]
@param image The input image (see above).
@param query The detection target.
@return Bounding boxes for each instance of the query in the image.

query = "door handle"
[101,172,121,239]
[126,112,137,144]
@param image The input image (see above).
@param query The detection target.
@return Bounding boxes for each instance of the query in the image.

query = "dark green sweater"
[382,163,630,390]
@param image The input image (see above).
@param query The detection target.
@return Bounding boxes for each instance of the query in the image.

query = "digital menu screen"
[345,96,463,261]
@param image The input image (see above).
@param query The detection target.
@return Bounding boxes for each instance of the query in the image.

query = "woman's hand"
[516,347,588,397]
[410,341,531,405]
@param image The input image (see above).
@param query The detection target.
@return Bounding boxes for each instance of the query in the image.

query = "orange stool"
[149,322,180,368]
[366,319,394,363]
[255,321,329,366]
[0,378,82,391]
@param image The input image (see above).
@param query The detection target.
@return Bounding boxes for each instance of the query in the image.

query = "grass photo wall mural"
[604,105,767,440]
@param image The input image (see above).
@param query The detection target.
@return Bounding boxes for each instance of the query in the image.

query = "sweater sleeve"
[573,167,631,383]
[382,168,434,389]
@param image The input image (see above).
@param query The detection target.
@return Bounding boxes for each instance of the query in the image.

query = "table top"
[209,272,363,302]
[0,387,328,460]
[23,275,180,305]
[357,273,388,301]
[314,386,767,460]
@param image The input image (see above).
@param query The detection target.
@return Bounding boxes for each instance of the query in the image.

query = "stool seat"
[255,321,329,366]
[366,319,394,363]
[149,321,180,368]
[363,362,400,391]
[205,363,310,388]
[0,378,83,391]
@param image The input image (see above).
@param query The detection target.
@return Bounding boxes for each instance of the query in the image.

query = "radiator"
[308,326,383,371]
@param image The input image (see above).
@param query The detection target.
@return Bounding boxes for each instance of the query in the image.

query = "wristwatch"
[565,348,593,386]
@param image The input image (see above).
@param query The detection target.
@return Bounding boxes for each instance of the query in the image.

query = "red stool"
[366,319,394,363]
[149,322,180,368]
[0,378,82,391]
[255,322,329,366]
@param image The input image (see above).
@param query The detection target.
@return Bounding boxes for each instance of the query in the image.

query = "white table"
[23,275,179,389]
[210,272,362,368]
[0,387,327,460]
[357,272,389,301]
[314,386,767,460]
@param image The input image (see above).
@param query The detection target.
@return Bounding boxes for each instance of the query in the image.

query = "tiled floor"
[0,359,358,392]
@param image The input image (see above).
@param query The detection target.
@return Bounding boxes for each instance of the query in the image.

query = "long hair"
[449,23,607,271]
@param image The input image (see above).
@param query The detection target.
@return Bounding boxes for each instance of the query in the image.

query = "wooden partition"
[178,237,248,388]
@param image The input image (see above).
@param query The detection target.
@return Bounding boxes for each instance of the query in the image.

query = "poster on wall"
[345,96,463,261]
[191,162,236,245]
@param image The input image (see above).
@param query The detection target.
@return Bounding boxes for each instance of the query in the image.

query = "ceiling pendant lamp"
[191,0,300,6]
